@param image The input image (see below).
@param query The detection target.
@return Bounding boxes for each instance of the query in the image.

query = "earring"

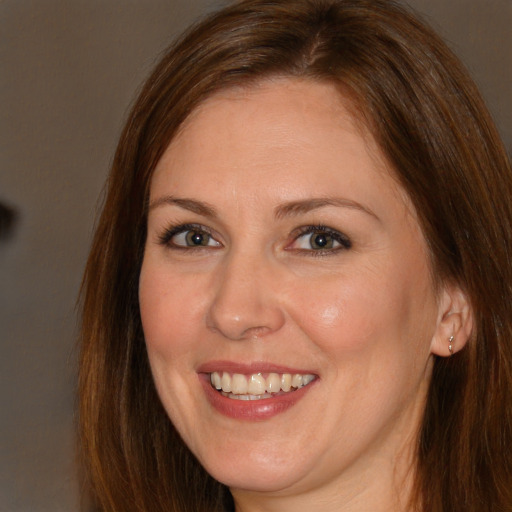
[448,335,454,355]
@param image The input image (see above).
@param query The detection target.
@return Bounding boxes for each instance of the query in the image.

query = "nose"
[206,251,286,341]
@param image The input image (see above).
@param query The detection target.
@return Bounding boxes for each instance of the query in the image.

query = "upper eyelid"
[156,222,351,249]
[289,225,352,249]
[292,225,350,239]
[157,223,219,245]
[293,225,342,234]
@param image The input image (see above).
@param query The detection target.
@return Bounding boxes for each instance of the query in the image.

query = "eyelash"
[157,223,352,255]
[158,223,219,250]
[289,225,352,255]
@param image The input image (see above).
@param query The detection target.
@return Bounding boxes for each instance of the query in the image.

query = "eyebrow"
[149,195,378,222]
[275,197,379,221]
[148,196,218,218]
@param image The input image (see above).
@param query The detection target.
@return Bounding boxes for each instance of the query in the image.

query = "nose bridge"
[206,245,285,341]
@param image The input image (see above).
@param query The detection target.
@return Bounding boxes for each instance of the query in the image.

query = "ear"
[430,283,473,357]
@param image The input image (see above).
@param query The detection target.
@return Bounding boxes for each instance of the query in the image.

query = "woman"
[78,0,512,511]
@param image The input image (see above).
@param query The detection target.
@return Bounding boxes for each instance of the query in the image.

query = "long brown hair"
[78,1,512,510]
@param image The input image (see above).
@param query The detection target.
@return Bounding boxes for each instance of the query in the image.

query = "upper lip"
[197,360,317,375]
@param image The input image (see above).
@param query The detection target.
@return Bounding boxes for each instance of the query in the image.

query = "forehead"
[150,78,412,217]
[180,78,364,140]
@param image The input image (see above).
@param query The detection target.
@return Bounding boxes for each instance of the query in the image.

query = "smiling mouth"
[210,371,317,400]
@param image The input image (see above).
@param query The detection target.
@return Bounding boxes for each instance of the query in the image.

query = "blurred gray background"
[0,1,510,510]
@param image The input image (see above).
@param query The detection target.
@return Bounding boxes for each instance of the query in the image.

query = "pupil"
[312,233,330,248]
[187,231,206,246]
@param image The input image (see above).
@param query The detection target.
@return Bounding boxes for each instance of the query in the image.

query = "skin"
[139,79,470,512]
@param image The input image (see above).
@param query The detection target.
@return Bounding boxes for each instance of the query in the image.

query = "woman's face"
[139,79,444,502]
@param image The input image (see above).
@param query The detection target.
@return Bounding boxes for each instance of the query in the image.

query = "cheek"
[139,260,204,358]
[295,289,389,359]
[138,261,205,432]
[286,262,433,357]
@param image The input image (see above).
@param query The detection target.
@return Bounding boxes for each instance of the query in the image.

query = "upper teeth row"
[210,372,316,395]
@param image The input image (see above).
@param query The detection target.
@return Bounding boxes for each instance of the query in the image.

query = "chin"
[196,441,313,494]
[208,463,303,494]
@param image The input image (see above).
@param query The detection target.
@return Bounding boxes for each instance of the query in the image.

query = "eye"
[288,226,351,253]
[159,223,221,249]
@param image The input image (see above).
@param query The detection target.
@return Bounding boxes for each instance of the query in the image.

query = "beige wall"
[0,1,510,510]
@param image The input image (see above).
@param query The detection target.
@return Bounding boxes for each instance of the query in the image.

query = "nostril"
[206,304,285,341]
[242,325,273,340]
[206,317,274,341]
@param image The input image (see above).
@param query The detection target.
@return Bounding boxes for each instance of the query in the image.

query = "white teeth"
[231,373,247,394]
[248,374,266,395]
[221,372,232,393]
[281,373,292,392]
[222,392,274,400]
[209,371,316,398]
[266,373,281,393]
[303,374,315,386]
[211,372,222,390]
[291,374,303,388]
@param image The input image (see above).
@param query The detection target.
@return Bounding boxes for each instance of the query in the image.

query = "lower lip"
[200,375,316,421]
